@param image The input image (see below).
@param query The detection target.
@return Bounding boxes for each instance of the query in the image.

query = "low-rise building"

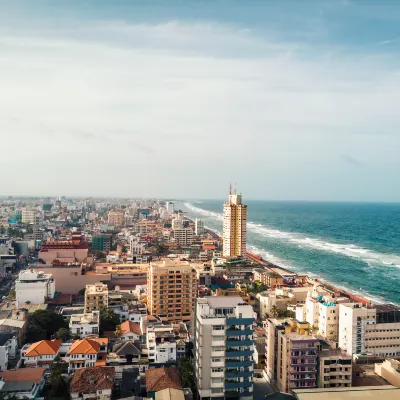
[15,269,55,306]
[118,321,143,342]
[0,334,18,372]
[375,359,400,388]
[84,282,109,312]
[145,367,182,398]
[0,367,46,399]
[317,340,352,388]
[107,341,144,368]
[69,310,100,338]
[67,338,108,373]
[21,340,61,368]
[70,366,115,400]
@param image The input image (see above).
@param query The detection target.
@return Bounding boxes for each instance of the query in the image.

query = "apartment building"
[15,269,55,306]
[195,297,254,400]
[195,219,205,236]
[69,311,100,338]
[84,282,109,312]
[108,210,125,227]
[339,303,400,357]
[147,322,189,365]
[92,235,112,253]
[317,341,352,389]
[148,260,198,322]
[0,334,18,372]
[223,192,247,257]
[173,227,194,246]
[21,209,40,224]
[252,268,284,288]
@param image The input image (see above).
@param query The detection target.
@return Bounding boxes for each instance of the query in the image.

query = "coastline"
[204,227,377,307]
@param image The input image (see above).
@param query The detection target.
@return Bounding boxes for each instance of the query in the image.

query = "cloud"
[378,36,400,45]
[0,19,399,199]
[341,155,363,166]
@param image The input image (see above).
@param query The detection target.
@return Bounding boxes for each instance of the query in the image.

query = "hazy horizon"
[1,1,400,201]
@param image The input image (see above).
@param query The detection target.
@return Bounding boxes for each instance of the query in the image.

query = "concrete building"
[92,235,112,253]
[339,303,400,357]
[195,297,254,400]
[318,301,339,341]
[84,282,109,312]
[195,219,205,236]
[0,334,18,372]
[69,311,100,338]
[38,233,89,265]
[148,260,198,323]
[173,228,194,246]
[15,270,55,306]
[375,359,400,388]
[223,191,247,257]
[21,209,39,224]
[67,338,108,373]
[252,268,284,288]
[317,340,352,388]
[147,323,189,365]
[108,210,125,227]
[0,368,46,399]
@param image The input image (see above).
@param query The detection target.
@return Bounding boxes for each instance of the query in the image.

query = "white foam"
[184,202,400,269]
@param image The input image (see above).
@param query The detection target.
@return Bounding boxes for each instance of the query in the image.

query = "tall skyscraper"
[223,188,247,257]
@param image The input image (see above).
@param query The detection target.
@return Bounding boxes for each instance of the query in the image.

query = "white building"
[0,334,18,372]
[69,311,100,338]
[195,297,254,400]
[171,213,184,230]
[166,201,175,214]
[15,270,55,306]
[339,303,400,357]
[318,301,339,340]
[195,219,205,236]
[223,192,247,257]
[147,324,177,364]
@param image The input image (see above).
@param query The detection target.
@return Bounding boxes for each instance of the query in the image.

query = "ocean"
[182,200,400,305]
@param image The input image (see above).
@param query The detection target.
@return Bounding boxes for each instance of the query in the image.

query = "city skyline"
[2,1,400,201]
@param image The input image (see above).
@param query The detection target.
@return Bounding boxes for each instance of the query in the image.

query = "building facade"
[69,311,100,338]
[84,283,109,312]
[15,270,55,306]
[108,210,125,227]
[148,261,198,323]
[92,235,112,253]
[195,219,205,236]
[223,192,247,257]
[195,297,254,400]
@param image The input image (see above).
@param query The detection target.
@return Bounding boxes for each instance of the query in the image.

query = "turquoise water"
[183,200,400,305]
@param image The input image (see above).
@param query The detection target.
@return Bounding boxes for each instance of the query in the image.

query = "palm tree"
[270,305,279,318]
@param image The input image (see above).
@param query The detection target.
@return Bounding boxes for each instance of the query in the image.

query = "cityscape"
[0,193,398,400]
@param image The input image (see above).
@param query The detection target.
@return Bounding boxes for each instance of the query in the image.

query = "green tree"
[78,288,86,296]
[270,305,279,318]
[48,355,69,399]
[56,327,70,342]
[178,357,194,389]
[25,310,68,343]
[0,226,5,235]
[99,307,120,333]
[7,288,15,299]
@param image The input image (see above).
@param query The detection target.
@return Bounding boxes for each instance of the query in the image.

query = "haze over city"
[1,0,400,201]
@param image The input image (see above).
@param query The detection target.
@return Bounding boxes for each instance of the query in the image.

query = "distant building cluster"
[0,192,397,400]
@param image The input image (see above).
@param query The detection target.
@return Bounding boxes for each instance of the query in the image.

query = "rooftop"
[0,368,45,384]
[70,367,115,393]
[24,340,61,357]
[145,367,182,393]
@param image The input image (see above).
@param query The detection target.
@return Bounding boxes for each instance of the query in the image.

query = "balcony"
[226,318,254,326]
[226,360,253,368]
[226,370,253,378]
[226,340,253,347]
[226,329,253,337]
[225,348,253,357]
[225,380,253,389]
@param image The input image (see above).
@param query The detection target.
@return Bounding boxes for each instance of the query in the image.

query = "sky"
[1,0,400,201]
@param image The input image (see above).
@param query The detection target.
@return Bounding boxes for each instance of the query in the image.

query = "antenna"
[229,183,232,195]
[234,182,237,195]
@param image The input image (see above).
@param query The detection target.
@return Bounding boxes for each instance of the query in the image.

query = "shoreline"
[204,227,378,307]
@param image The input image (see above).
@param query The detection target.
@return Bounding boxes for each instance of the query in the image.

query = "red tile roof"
[68,338,108,355]
[145,367,182,393]
[24,340,61,357]
[70,367,115,393]
[0,368,45,384]
[119,321,142,336]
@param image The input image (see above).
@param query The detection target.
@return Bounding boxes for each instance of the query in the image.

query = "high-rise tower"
[223,187,247,257]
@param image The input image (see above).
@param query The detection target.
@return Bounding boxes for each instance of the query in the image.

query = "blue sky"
[1,1,400,200]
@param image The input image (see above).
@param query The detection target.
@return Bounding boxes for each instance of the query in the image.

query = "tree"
[115,324,122,338]
[25,310,68,343]
[270,305,279,318]
[99,307,120,333]
[178,357,195,389]
[48,355,69,399]
[0,226,5,235]
[56,327,70,342]
[78,288,86,296]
